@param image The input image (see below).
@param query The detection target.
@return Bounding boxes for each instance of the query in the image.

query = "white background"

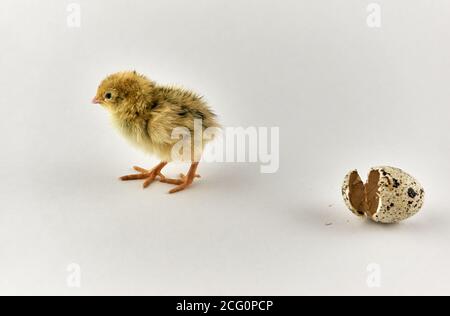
[1,0,450,296]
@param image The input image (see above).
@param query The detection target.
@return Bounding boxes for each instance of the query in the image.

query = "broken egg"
[342,166,425,223]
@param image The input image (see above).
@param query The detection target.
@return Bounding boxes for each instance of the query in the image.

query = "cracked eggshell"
[342,166,425,224]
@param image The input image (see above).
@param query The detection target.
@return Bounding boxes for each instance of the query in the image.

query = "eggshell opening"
[365,170,381,217]
[347,171,365,216]
[346,170,381,218]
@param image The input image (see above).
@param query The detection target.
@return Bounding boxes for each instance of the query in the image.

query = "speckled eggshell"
[342,166,425,224]
[370,166,425,223]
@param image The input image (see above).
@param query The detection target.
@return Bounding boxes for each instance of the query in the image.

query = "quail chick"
[92,71,220,193]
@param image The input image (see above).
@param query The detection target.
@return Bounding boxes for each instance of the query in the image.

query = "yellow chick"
[92,71,220,194]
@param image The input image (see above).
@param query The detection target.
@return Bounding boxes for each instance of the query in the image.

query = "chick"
[92,71,220,193]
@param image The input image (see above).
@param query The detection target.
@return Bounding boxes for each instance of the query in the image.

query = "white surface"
[1,0,450,296]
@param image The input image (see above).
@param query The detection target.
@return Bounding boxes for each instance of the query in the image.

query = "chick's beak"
[92,97,101,104]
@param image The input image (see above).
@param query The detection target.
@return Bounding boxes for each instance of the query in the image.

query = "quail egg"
[342,166,425,223]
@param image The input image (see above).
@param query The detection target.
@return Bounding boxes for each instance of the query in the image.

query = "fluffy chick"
[92,71,220,193]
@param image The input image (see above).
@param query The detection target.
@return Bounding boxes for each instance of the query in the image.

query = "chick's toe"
[120,162,168,189]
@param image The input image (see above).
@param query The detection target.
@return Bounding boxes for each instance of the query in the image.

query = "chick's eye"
[105,93,112,100]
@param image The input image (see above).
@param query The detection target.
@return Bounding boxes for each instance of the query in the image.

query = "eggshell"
[342,166,425,224]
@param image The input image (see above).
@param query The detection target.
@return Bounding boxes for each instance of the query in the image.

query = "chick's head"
[92,71,155,113]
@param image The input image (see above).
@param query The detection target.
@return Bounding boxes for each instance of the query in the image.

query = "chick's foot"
[120,162,168,188]
[160,162,201,194]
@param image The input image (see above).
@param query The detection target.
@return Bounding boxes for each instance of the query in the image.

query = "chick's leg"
[160,162,201,194]
[120,162,168,188]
